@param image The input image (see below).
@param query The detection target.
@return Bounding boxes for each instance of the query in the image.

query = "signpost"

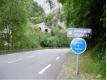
[70,38,87,75]
[70,38,87,54]
[67,28,91,75]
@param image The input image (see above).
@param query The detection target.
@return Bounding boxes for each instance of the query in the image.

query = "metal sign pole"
[76,54,79,75]
[70,38,87,76]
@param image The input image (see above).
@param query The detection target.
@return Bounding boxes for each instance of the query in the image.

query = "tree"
[0,0,33,50]
[60,0,106,78]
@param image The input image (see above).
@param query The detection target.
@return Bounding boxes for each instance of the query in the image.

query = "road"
[0,48,70,80]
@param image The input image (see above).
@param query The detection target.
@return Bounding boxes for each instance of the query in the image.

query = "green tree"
[60,0,106,78]
[0,0,33,50]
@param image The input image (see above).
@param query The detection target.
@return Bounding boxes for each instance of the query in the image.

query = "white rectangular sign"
[67,28,92,38]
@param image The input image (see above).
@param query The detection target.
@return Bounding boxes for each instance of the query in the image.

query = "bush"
[40,28,70,47]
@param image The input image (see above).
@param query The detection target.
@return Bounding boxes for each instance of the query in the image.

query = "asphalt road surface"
[0,48,70,80]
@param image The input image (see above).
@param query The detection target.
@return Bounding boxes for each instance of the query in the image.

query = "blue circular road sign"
[70,38,87,54]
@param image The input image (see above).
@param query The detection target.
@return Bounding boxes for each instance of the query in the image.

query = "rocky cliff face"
[34,0,62,14]
[33,0,65,33]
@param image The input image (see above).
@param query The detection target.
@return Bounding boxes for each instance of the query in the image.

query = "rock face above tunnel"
[34,0,62,14]
[32,0,65,33]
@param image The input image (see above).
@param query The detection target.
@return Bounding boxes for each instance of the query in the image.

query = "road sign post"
[70,38,87,75]
[67,28,92,76]
[76,54,79,75]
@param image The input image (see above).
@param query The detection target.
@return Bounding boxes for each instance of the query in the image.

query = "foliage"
[30,2,45,23]
[40,28,70,47]
[13,23,41,49]
[0,0,105,77]
[60,0,106,78]
[79,51,105,79]
[0,0,33,50]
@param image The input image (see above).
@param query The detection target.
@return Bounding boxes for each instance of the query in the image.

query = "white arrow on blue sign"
[70,38,87,54]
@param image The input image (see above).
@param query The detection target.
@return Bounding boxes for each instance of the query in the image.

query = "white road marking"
[38,64,51,75]
[8,58,22,63]
[56,56,60,60]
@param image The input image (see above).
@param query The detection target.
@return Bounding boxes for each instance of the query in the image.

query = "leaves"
[60,0,106,78]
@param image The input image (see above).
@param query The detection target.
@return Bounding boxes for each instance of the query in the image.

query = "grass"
[80,50,106,80]
[59,50,106,80]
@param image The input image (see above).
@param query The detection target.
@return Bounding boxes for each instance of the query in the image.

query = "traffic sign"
[70,38,87,54]
[67,28,92,38]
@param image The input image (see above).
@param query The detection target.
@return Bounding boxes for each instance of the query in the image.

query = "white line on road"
[8,58,22,64]
[38,64,51,75]
[56,56,60,60]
